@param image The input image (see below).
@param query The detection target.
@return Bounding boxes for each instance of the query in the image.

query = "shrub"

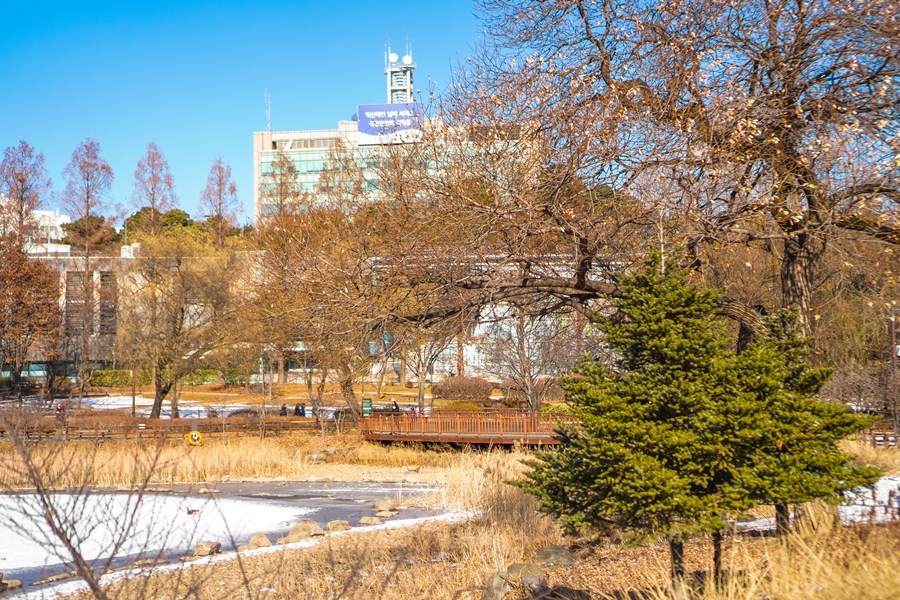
[224,367,246,385]
[90,370,133,388]
[183,369,217,386]
[90,369,151,387]
[431,376,493,401]
[439,401,484,413]
[540,403,575,415]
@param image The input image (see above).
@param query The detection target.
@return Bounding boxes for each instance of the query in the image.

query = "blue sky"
[0,0,481,224]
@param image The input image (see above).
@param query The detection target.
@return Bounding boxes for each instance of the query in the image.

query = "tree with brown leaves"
[0,140,52,246]
[131,142,177,236]
[0,237,62,397]
[199,156,240,249]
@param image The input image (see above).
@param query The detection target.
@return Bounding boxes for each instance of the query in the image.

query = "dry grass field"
[0,433,459,489]
[61,444,900,600]
[3,429,899,599]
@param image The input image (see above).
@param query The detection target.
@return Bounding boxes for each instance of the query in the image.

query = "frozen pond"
[0,481,443,596]
[78,395,260,419]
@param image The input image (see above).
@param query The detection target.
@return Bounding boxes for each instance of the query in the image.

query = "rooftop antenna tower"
[385,39,416,103]
[265,88,271,132]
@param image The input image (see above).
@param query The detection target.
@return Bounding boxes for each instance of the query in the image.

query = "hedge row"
[431,376,494,401]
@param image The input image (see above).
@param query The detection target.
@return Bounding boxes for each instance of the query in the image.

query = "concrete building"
[252,49,421,226]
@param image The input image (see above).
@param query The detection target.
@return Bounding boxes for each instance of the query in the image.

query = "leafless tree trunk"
[62,139,114,405]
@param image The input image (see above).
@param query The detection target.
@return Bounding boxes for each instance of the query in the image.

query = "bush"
[90,370,133,388]
[439,401,484,413]
[183,369,217,386]
[224,367,247,385]
[90,369,151,387]
[431,376,493,401]
[540,402,575,415]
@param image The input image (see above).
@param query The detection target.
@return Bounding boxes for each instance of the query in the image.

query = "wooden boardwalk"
[359,412,575,445]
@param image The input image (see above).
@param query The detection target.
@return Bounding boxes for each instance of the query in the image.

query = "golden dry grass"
[0,433,459,488]
[10,435,900,599]
[842,438,900,475]
[72,450,565,600]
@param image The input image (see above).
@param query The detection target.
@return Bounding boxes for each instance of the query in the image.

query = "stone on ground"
[248,532,272,549]
[529,586,591,600]
[480,571,512,600]
[375,510,397,517]
[534,547,574,567]
[193,541,222,557]
[506,562,542,579]
[374,499,398,511]
[278,519,325,543]
[520,573,548,595]
[326,520,351,532]
[358,516,381,525]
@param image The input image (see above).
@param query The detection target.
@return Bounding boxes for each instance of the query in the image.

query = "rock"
[521,573,548,595]
[198,487,213,494]
[531,586,591,600]
[374,499,398,511]
[326,520,351,532]
[307,453,327,465]
[0,582,6,594]
[507,563,542,580]
[193,541,222,557]
[277,519,325,543]
[480,571,512,600]
[375,510,397,518]
[132,558,168,568]
[3,579,22,591]
[31,572,74,585]
[535,547,575,567]
[358,516,381,525]
[248,533,272,549]
[402,465,421,473]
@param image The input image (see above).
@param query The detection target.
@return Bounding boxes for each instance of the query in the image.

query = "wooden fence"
[359,412,577,445]
[859,429,899,447]
[0,416,320,441]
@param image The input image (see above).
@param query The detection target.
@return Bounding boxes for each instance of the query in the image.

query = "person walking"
[279,404,287,416]
[294,402,303,416]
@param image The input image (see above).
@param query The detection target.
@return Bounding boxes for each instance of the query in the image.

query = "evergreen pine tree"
[733,313,880,535]
[517,254,882,582]
[516,252,751,580]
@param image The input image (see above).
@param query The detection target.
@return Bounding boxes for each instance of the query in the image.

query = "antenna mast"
[265,88,271,132]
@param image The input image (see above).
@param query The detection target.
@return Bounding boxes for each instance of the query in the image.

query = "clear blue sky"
[0,0,481,224]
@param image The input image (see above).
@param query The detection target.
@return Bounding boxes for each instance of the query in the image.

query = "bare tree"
[117,229,236,418]
[0,238,62,397]
[0,140,52,246]
[465,0,900,335]
[475,305,580,413]
[398,321,457,413]
[61,139,114,402]
[199,156,240,249]
[131,142,177,236]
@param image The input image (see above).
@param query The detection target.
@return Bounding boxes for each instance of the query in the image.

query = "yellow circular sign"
[187,431,203,446]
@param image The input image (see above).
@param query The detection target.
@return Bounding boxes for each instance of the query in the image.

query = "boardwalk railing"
[0,416,320,441]
[859,429,899,447]
[359,412,577,445]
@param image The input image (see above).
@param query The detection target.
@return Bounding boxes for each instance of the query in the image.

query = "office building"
[252,49,421,226]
